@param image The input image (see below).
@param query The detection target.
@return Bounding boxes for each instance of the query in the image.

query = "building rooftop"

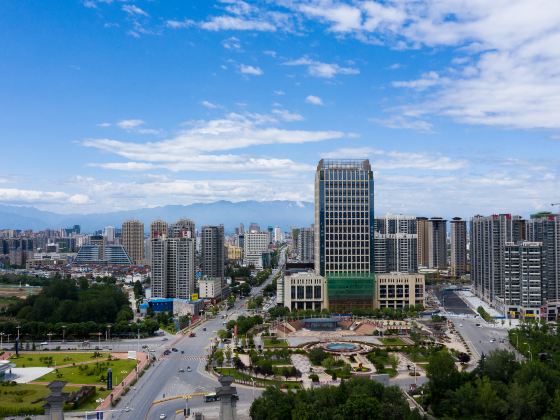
[317,159,371,171]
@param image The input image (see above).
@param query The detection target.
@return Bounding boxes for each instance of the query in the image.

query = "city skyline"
[1,0,559,218]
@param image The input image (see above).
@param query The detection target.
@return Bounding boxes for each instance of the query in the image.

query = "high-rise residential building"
[527,212,560,319]
[239,223,245,234]
[471,214,525,304]
[103,226,116,243]
[151,220,195,299]
[297,227,314,263]
[150,219,168,239]
[273,226,283,243]
[314,159,375,312]
[503,241,544,317]
[248,223,260,233]
[170,218,195,239]
[89,235,105,261]
[450,217,468,278]
[417,217,430,268]
[201,225,225,279]
[243,232,269,269]
[416,217,447,270]
[122,220,144,264]
[374,215,417,274]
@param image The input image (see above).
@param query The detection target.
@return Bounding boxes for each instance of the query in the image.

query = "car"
[159,414,166,419]
[179,368,185,373]
[181,350,184,354]
[459,324,463,327]
[203,327,207,331]
[163,349,171,356]
[187,366,192,372]
[162,337,168,341]
[475,323,481,327]
[125,406,130,412]
[171,348,178,352]
[490,338,496,343]
[189,332,196,337]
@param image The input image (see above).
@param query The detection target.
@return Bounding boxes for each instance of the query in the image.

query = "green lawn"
[37,359,137,385]
[380,337,407,346]
[0,383,80,417]
[10,352,110,367]
[215,367,301,389]
[262,338,288,348]
[66,388,112,412]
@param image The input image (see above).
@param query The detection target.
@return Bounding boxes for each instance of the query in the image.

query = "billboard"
[191,293,199,301]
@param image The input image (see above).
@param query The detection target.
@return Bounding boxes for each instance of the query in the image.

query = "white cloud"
[271,108,304,122]
[166,19,193,29]
[97,122,111,128]
[284,57,359,78]
[392,71,444,91]
[122,5,148,17]
[222,36,241,49]
[286,0,560,130]
[0,188,89,205]
[202,100,219,109]
[305,95,324,106]
[239,64,263,76]
[200,16,276,31]
[116,119,145,129]
[273,90,285,96]
[91,162,155,171]
[372,115,433,133]
[322,147,468,171]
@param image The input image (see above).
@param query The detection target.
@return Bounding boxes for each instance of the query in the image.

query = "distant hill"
[0,200,314,233]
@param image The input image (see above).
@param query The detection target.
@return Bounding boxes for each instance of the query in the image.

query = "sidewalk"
[95,351,150,410]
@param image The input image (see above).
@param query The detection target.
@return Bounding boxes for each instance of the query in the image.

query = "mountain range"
[0,201,314,233]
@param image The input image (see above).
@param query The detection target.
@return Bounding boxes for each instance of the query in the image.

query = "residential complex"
[450,217,468,278]
[243,231,269,269]
[122,219,144,264]
[201,225,225,279]
[375,273,425,309]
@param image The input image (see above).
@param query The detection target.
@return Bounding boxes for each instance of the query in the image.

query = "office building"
[201,225,225,279]
[151,220,196,299]
[104,245,133,265]
[297,227,314,263]
[375,273,425,309]
[314,159,375,312]
[502,241,544,318]
[122,220,144,264]
[150,219,168,239]
[273,226,283,243]
[280,271,328,311]
[248,223,260,233]
[375,215,417,235]
[243,232,269,269]
[225,244,243,263]
[417,217,430,268]
[450,217,468,278]
[75,244,131,265]
[471,214,525,304]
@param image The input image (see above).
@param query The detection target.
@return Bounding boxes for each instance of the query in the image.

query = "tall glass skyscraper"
[314,159,375,312]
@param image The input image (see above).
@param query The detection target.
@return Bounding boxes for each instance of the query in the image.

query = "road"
[113,249,286,420]
[431,287,514,363]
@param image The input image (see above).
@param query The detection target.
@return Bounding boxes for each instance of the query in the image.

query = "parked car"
[172,348,178,352]
[187,366,192,372]
[179,368,185,373]
[189,332,196,337]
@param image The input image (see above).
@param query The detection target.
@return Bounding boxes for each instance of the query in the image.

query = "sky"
[1,0,559,219]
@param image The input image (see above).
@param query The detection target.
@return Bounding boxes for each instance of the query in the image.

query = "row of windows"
[291,285,322,300]
[325,241,371,249]
[326,263,370,271]
[325,219,370,226]
[323,171,369,181]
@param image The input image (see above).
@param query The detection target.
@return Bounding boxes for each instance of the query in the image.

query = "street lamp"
[16,325,20,340]
[524,342,533,361]
[62,325,66,344]
[107,324,112,342]
[47,332,53,350]
[0,332,4,350]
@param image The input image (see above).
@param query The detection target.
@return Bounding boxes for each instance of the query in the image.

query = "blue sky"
[1,0,559,218]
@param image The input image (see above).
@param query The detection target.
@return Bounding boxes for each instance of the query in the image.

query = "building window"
[314,285,322,299]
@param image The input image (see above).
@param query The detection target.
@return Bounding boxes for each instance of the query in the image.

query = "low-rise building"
[198,276,223,300]
[279,271,328,311]
[375,273,425,309]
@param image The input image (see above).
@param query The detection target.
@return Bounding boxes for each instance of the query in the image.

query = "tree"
[133,280,143,300]
[426,350,463,406]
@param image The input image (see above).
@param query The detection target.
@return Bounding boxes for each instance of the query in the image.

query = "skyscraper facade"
[527,212,560,318]
[243,232,269,269]
[297,226,314,263]
[201,225,225,279]
[416,217,430,268]
[471,214,525,304]
[374,215,417,274]
[450,217,468,278]
[150,219,168,239]
[416,217,447,270]
[314,159,375,312]
[170,218,195,239]
[122,220,144,264]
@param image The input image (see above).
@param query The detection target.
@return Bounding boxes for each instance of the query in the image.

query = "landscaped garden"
[37,358,137,385]
[366,349,398,377]
[10,351,110,367]
[379,336,408,346]
[262,337,288,347]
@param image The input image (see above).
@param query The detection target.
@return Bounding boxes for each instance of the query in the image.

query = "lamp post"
[16,325,20,340]
[137,328,140,353]
[47,332,53,350]
[0,332,4,350]
[107,324,112,342]
[62,325,66,344]
[524,342,533,361]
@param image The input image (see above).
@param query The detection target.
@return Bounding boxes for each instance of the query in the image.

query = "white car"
[159,414,166,419]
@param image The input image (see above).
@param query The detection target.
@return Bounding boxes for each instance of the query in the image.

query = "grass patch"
[215,367,301,389]
[160,324,176,334]
[37,359,137,385]
[379,337,407,346]
[263,338,288,348]
[0,383,81,416]
[10,352,110,367]
[477,306,495,323]
[367,349,398,378]
[67,387,111,412]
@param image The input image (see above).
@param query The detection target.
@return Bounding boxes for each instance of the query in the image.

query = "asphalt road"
[111,250,285,420]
